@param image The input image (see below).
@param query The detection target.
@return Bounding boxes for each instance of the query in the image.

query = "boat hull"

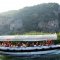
[0,50,57,57]
[0,45,59,57]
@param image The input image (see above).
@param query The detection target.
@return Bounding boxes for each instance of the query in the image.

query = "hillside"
[0,3,60,35]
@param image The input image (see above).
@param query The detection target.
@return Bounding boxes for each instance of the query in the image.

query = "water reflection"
[1,55,60,60]
[0,50,60,60]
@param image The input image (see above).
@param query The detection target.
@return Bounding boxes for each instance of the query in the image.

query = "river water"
[0,50,60,60]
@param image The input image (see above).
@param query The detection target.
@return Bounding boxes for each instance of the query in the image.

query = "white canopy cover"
[0,33,57,41]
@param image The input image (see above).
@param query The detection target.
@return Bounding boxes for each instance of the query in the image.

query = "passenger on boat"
[45,40,53,46]
[26,42,29,47]
[45,41,49,46]
[0,43,2,46]
[30,42,34,47]
[38,43,42,46]
[0,41,54,48]
[17,42,21,47]
[42,41,46,46]
[36,42,39,46]
[21,43,26,47]
[12,44,16,47]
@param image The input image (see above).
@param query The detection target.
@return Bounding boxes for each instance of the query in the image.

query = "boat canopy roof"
[0,33,57,41]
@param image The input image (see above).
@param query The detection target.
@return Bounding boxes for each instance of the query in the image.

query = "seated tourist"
[36,42,39,46]
[30,42,34,47]
[38,43,42,46]
[22,43,26,47]
[10,44,13,47]
[16,42,21,47]
[42,41,46,46]
[26,42,29,47]
[1,43,4,46]
[13,44,16,47]
[34,44,36,47]
[45,43,49,46]
[10,44,15,48]
[46,40,53,46]
[0,42,2,47]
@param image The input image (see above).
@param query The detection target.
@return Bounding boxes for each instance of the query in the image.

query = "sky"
[0,0,60,13]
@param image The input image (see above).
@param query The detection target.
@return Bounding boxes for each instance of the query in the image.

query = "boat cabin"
[0,33,57,47]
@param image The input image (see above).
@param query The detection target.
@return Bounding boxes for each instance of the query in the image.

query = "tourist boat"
[0,33,59,57]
